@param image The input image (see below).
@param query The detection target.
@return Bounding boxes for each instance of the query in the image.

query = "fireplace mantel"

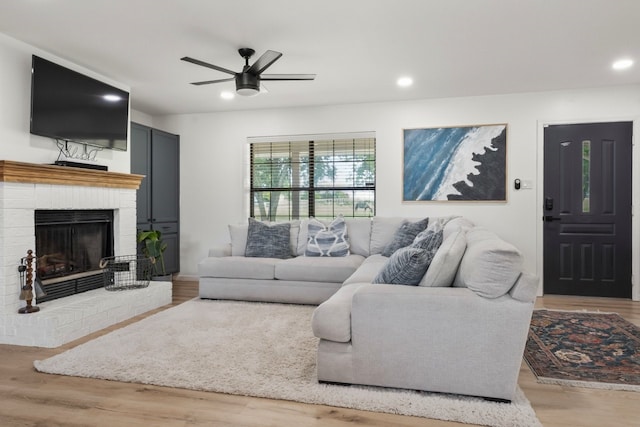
[0,160,144,189]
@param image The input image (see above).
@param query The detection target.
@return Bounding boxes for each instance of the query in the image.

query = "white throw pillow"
[419,229,467,287]
[305,216,350,257]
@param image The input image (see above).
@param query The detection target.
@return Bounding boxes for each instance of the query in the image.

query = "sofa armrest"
[208,243,232,257]
[312,283,368,342]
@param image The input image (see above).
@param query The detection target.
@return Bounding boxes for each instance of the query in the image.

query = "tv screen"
[30,55,129,151]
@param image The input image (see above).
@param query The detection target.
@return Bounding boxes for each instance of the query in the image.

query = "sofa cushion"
[245,218,291,259]
[344,217,372,257]
[305,216,350,257]
[198,256,277,280]
[275,254,365,283]
[372,246,435,286]
[381,217,429,257]
[454,227,524,298]
[419,229,466,287]
[370,217,412,255]
[230,220,299,257]
[229,223,249,256]
[443,216,473,240]
[311,283,368,343]
[343,254,388,285]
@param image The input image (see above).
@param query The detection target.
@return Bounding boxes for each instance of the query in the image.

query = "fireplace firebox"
[35,210,114,302]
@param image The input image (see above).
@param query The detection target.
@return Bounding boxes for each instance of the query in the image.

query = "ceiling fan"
[181,48,316,96]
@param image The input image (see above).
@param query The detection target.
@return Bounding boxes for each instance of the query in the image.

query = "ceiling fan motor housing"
[235,73,260,96]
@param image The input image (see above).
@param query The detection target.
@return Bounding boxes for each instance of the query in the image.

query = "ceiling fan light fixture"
[235,73,260,96]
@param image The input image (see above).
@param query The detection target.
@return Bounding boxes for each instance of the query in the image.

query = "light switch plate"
[520,180,533,189]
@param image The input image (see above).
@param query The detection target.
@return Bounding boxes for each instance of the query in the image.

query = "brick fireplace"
[0,161,172,347]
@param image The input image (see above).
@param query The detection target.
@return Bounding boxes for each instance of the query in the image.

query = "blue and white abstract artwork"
[403,124,507,201]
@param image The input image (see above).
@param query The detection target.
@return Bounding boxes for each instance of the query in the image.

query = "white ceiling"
[0,0,638,116]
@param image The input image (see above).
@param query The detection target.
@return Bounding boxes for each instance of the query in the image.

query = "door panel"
[131,123,151,225]
[150,129,180,224]
[543,122,632,298]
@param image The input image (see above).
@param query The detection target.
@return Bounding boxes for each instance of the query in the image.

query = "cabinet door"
[161,231,179,274]
[150,129,180,224]
[130,123,152,225]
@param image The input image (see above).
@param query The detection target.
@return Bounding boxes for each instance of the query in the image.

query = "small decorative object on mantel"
[18,249,40,314]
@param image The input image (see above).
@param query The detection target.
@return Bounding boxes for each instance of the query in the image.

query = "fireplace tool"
[18,249,45,314]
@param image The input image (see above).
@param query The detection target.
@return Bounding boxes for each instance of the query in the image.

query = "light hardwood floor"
[1,280,638,426]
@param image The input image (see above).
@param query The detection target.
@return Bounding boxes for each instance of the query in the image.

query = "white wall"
[0,34,131,173]
[154,86,640,300]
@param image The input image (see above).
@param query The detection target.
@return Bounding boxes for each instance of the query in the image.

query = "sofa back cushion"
[344,217,372,257]
[370,217,413,255]
[453,227,523,298]
[419,228,467,287]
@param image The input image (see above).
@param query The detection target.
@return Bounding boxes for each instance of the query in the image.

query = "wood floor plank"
[0,280,638,427]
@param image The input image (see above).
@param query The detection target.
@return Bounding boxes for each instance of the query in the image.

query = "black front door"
[543,122,633,298]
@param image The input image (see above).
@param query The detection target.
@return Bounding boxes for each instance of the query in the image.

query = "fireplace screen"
[35,210,114,302]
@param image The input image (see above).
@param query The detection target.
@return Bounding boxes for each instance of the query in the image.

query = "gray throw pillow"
[412,228,443,252]
[372,246,434,286]
[244,218,291,259]
[381,218,429,257]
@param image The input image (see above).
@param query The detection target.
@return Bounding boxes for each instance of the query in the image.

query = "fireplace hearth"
[35,209,114,302]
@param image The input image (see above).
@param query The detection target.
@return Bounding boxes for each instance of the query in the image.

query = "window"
[249,133,375,221]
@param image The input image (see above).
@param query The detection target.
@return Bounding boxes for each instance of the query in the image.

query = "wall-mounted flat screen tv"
[30,55,129,151]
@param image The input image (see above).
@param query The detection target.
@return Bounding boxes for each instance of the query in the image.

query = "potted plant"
[136,230,170,280]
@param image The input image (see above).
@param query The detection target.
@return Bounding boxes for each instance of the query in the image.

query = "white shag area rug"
[35,299,541,427]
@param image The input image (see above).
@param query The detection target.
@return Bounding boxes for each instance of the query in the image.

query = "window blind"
[249,134,375,221]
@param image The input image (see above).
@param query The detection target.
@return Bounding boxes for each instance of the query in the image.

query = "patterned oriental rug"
[524,309,640,392]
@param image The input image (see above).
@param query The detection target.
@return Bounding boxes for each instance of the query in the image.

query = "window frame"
[248,133,376,221]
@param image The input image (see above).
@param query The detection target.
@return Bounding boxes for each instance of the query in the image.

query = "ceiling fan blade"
[260,74,316,81]
[247,50,282,75]
[190,77,235,86]
[181,56,237,76]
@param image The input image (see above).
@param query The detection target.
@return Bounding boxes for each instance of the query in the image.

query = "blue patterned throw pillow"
[305,216,350,257]
[372,246,433,286]
[381,217,429,257]
[244,218,291,259]
[412,229,443,252]
[373,229,444,285]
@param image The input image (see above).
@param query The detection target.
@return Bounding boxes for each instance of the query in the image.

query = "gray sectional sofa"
[197,216,538,401]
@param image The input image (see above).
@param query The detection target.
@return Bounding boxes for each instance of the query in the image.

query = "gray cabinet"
[131,122,180,274]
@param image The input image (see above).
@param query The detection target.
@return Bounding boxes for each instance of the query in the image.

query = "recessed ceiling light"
[612,59,634,70]
[397,77,413,87]
[220,91,235,100]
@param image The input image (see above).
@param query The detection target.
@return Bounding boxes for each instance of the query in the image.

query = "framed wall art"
[403,124,507,202]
